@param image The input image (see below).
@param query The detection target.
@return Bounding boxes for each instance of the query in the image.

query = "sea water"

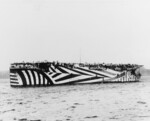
[0,76,150,121]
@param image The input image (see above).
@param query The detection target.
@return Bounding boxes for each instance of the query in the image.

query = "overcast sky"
[0,0,150,70]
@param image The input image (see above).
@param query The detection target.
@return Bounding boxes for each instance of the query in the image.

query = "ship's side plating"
[10,68,54,87]
[10,63,141,87]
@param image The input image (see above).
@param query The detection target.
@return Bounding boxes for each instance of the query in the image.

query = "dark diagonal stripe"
[50,66,56,73]
[43,76,45,86]
[37,72,41,86]
[66,76,102,84]
[10,77,17,80]
[49,72,53,75]
[10,81,19,84]
[62,66,89,75]
[55,74,79,82]
[77,67,108,77]
[75,76,102,83]
[10,75,17,77]
[25,70,32,86]
[17,71,27,86]
[56,66,68,73]
[36,69,54,86]
[52,73,61,78]
[31,71,36,85]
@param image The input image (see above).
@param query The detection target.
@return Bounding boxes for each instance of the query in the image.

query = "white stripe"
[113,79,116,82]
[10,73,17,76]
[34,71,39,85]
[51,65,56,71]
[55,68,61,73]
[82,67,90,70]
[105,69,121,75]
[46,73,56,84]
[49,67,53,73]
[22,71,30,85]
[10,79,18,82]
[50,72,57,77]
[119,78,122,82]
[10,74,23,86]
[40,74,43,85]
[60,67,79,74]
[10,81,19,84]
[28,70,34,85]
[55,75,93,84]
[91,70,114,78]
[45,78,47,85]
[77,78,103,84]
[102,77,112,82]
[10,77,17,80]
[53,73,69,80]
[17,74,23,85]
[74,68,96,76]
[10,83,19,86]
[100,70,116,76]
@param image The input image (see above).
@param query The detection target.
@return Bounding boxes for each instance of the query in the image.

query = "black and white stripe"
[104,71,138,83]
[10,69,54,87]
[10,65,139,87]
[10,72,23,86]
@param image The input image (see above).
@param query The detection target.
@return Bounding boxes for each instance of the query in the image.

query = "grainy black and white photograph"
[0,0,150,121]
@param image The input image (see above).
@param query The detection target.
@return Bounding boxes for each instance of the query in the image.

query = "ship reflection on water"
[0,76,150,121]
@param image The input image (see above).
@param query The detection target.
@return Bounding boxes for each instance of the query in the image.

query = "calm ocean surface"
[0,76,150,121]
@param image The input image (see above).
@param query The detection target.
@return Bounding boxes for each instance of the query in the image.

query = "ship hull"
[10,64,140,87]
